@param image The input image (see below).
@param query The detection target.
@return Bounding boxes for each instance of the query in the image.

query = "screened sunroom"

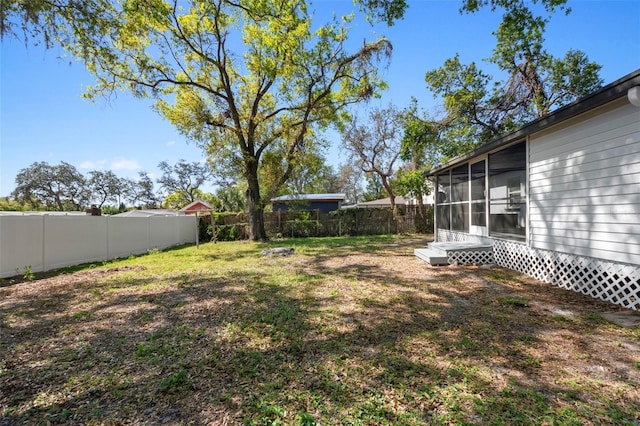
[435,141,527,243]
[417,69,640,311]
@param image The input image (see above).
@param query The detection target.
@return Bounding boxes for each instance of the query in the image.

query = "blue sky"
[1,0,639,197]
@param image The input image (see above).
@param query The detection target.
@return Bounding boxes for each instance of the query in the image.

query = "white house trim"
[425,69,640,310]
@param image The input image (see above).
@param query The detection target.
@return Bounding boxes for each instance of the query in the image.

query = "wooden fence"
[199,205,434,240]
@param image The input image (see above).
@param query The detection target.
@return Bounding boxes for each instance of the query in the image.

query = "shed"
[271,193,345,213]
[113,209,180,217]
[418,69,640,311]
[180,199,213,215]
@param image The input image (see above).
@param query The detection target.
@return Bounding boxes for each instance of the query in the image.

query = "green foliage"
[132,171,160,209]
[425,55,508,154]
[336,162,364,204]
[3,236,639,424]
[497,296,529,307]
[101,203,128,215]
[43,0,391,240]
[215,185,246,212]
[400,98,444,168]
[22,265,35,281]
[87,170,131,208]
[361,174,385,202]
[158,370,192,393]
[6,161,159,212]
[298,412,316,426]
[425,0,603,153]
[157,160,212,207]
[214,224,250,241]
[393,168,431,204]
[163,189,214,210]
[0,196,28,211]
[356,0,408,26]
[278,152,342,197]
[12,161,89,211]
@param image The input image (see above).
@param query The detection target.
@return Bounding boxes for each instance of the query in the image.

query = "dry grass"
[1,235,638,425]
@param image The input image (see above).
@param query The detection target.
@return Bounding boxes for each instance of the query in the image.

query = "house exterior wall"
[528,98,640,265]
[432,93,640,311]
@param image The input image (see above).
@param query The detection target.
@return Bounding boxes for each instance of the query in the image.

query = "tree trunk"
[381,178,397,218]
[381,178,400,234]
[245,166,268,241]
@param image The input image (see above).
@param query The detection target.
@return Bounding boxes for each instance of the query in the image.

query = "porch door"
[469,159,488,236]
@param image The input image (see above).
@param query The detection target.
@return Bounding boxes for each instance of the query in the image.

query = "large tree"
[11,161,89,210]
[341,104,404,215]
[0,0,407,43]
[337,162,365,205]
[399,98,443,190]
[6,0,393,240]
[131,171,160,209]
[157,159,212,205]
[425,0,603,156]
[87,169,129,208]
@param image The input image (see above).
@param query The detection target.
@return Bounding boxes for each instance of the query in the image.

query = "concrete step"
[414,248,449,266]
[416,242,495,266]
[427,242,494,253]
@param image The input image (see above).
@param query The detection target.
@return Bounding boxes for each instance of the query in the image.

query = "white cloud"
[111,158,141,171]
[78,160,107,170]
[166,140,176,147]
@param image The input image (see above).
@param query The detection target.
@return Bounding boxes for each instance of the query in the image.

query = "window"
[436,173,450,230]
[450,164,469,232]
[470,161,486,227]
[450,164,469,203]
[436,164,469,233]
[488,142,526,241]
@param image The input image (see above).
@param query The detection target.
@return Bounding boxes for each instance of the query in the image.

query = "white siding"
[529,99,640,265]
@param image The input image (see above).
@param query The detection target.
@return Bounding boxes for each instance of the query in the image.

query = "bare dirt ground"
[1,238,639,424]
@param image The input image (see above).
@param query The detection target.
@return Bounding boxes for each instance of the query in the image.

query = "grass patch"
[497,295,529,307]
[1,235,638,424]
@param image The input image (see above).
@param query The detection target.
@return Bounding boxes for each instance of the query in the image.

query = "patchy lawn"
[1,235,638,425]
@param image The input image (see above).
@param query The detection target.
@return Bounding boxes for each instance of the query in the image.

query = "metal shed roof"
[271,193,346,202]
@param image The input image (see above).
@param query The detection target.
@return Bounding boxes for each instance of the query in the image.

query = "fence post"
[211,210,216,243]
[147,217,152,250]
[195,212,200,248]
[42,215,47,273]
[106,215,111,259]
[355,211,358,235]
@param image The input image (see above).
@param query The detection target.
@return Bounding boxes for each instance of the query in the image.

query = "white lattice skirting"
[448,250,495,265]
[437,230,640,311]
[438,230,469,243]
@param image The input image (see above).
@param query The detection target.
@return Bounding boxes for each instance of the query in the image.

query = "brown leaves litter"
[0,238,638,425]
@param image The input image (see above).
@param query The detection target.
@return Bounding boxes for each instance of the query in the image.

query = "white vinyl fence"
[0,214,197,278]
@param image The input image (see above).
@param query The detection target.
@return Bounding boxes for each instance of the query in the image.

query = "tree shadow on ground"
[1,239,638,425]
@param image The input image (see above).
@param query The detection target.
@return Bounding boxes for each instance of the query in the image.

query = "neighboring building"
[345,195,408,209]
[419,69,640,311]
[271,193,346,213]
[345,194,435,209]
[180,199,213,215]
[113,209,180,217]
